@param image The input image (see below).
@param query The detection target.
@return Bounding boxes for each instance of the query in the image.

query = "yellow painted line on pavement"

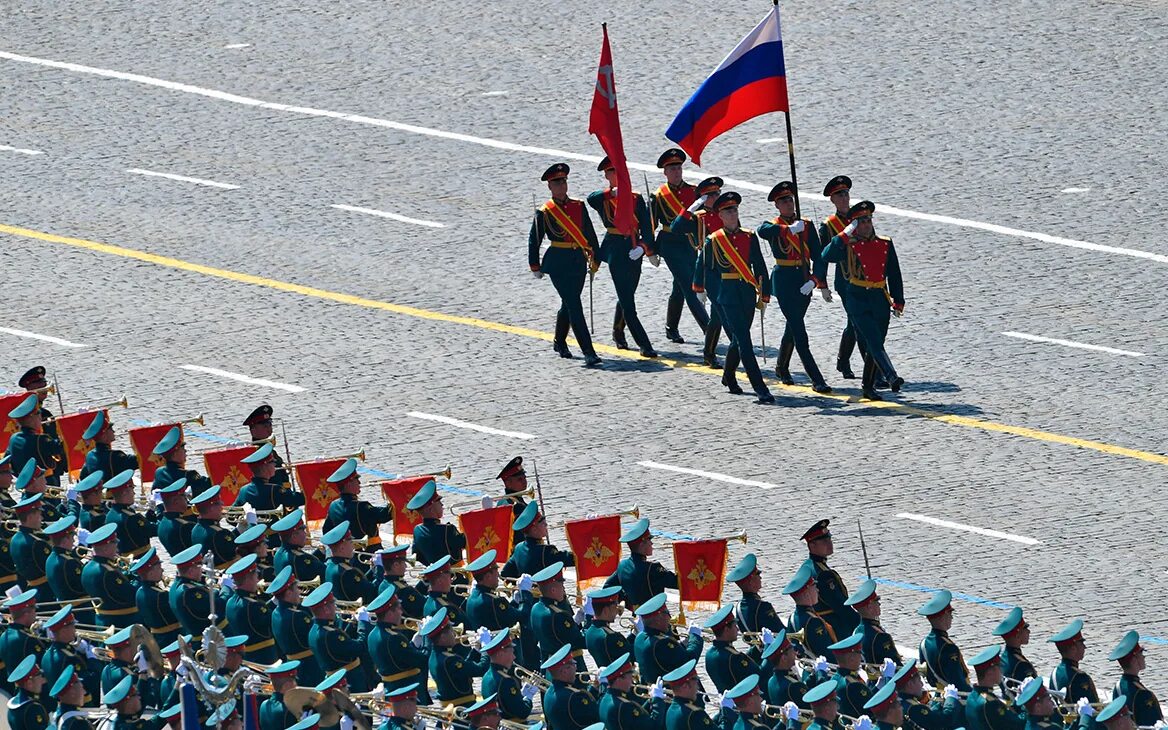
[5,221,1167,468]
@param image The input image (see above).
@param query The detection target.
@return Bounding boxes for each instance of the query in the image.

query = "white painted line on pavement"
[1001,331,1143,358]
[481,91,509,97]
[179,364,305,392]
[1,50,1161,265]
[126,168,240,190]
[755,137,784,144]
[638,460,779,489]
[406,411,536,440]
[0,144,44,155]
[0,326,85,348]
[222,43,251,49]
[329,204,445,228]
[896,512,1040,545]
[1060,187,1090,193]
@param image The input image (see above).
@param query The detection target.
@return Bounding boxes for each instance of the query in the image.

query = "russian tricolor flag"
[666,6,789,166]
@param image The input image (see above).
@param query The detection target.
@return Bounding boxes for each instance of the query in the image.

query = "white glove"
[411,632,425,648]
[819,288,833,303]
[650,679,666,700]
[340,715,354,730]
[799,281,815,296]
[77,529,90,546]
[635,617,645,633]
[357,608,371,623]
[599,673,608,685]
[79,639,96,659]
[373,553,383,568]
[880,658,896,679]
[629,246,645,261]
[698,292,708,304]
[151,489,163,506]
[944,685,959,701]
[649,254,661,267]
[585,513,599,520]
[843,221,858,237]
[814,656,830,673]
[176,664,188,678]
[574,606,586,625]
[221,575,236,591]
[687,198,705,213]
[67,488,79,501]
[476,627,492,645]
[136,650,149,672]
[761,628,775,646]
[784,702,800,721]
[788,220,805,234]
[517,575,534,593]
[521,683,540,701]
[480,496,494,510]
[416,720,427,730]
[583,597,595,617]
[853,715,873,730]
[687,624,702,638]
[532,271,544,279]
[245,506,258,526]
[719,693,735,710]
[1077,698,1095,718]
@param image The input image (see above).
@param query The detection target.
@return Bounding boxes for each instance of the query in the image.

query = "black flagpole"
[776,0,801,219]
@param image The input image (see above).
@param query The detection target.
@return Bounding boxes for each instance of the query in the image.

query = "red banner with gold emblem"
[202,446,254,505]
[128,423,182,483]
[672,539,728,616]
[0,393,29,453]
[54,410,107,479]
[457,505,514,564]
[292,458,347,524]
[380,477,430,538]
[563,515,622,592]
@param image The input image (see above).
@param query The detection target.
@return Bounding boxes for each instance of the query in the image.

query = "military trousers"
[843,288,897,382]
[548,265,598,358]
[660,239,710,333]
[606,244,653,351]
[772,269,826,385]
[717,282,771,398]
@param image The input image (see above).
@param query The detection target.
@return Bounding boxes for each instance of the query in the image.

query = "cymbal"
[283,687,326,713]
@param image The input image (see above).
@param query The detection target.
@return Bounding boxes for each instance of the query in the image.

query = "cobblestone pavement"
[2,0,1166,697]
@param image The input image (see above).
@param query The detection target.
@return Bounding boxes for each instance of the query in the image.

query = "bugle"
[182,413,205,427]
[514,665,551,690]
[450,487,535,512]
[418,705,468,722]
[35,597,101,611]
[548,504,640,529]
[32,384,57,397]
[709,529,748,545]
[42,395,129,424]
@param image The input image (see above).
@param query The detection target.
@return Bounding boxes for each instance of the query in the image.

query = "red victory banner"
[292,458,347,523]
[672,538,730,619]
[0,393,29,453]
[589,24,636,237]
[380,476,431,538]
[563,514,622,592]
[129,423,182,483]
[203,445,254,505]
[54,410,107,479]
[458,505,514,565]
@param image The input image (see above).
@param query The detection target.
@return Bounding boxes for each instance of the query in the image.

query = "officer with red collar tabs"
[816,177,866,380]
[693,192,774,404]
[671,176,727,368]
[529,163,604,367]
[243,404,290,488]
[820,201,905,400]
[800,520,858,638]
[18,366,58,442]
[649,148,710,345]
[757,181,832,393]
[587,156,659,358]
[497,456,529,547]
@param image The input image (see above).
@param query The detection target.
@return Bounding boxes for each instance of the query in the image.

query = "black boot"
[613,308,630,350]
[721,373,743,395]
[861,357,882,400]
[665,294,685,343]
[703,319,722,368]
[612,330,630,350]
[890,376,905,392]
[584,353,603,368]
[776,340,795,385]
[837,328,856,378]
[554,313,573,358]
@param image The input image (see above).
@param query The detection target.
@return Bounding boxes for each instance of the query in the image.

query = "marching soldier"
[465,549,523,632]
[259,660,303,730]
[272,508,327,583]
[6,654,49,730]
[757,181,832,392]
[376,543,425,620]
[190,485,235,569]
[131,548,180,648]
[846,579,901,666]
[1047,619,1099,705]
[50,665,92,730]
[366,585,432,704]
[650,148,709,345]
[11,494,54,599]
[820,201,906,400]
[149,426,213,496]
[168,544,227,637]
[81,523,136,628]
[323,457,390,547]
[103,674,151,730]
[155,478,194,556]
[233,523,274,582]
[542,643,600,730]
[529,162,604,367]
[965,646,1025,730]
[18,367,56,436]
[100,627,152,705]
[381,685,421,730]
[728,553,785,637]
[784,563,837,661]
[664,659,716,730]
[236,442,303,511]
[502,501,571,668]
[5,391,65,486]
[817,176,863,380]
[801,679,848,730]
[1014,678,1064,730]
[704,603,763,696]
[482,629,538,721]
[267,566,321,687]
[42,605,98,705]
[604,518,677,611]
[801,520,859,639]
[725,674,768,730]
[864,681,907,730]
[305,582,370,692]
[634,592,703,685]
[105,468,157,559]
[79,411,138,481]
[693,192,773,403]
[496,456,530,547]
[224,553,278,664]
[44,516,93,624]
[422,606,488,707]
[994,607,1036,683]
[0,589,46,691]
[671,176,726,368]
[824,633,876,719]
[917,590,972,693]
[243,404,290,488]
[1095,697,1137,730]
[156,642,183,710]
[587,156,659,356]
[408,480,467,571]
[322,520,378,604]
[1109,630,1162,726]
[69,470,108,532]
[15,460,61,520]
[761,630,806,708]
[584,586,630,669]
[600,651,667,730]
[892,659,961,730]
[531,561,587,671]
[421,555,467,625]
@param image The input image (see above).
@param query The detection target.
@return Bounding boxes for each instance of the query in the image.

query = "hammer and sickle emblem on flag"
[687,558,714,590]
[596,65,616,110]
[475,526,500,553]
[584,536,614,567]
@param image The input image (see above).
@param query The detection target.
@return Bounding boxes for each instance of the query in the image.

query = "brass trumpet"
[185,413,206,426]
[42,395,129,424]
[35,597,101,611]
[32,384,57,397]
[712,529,748,545]
[514,665,551,690]
[548,504,640,529]
[450,487,535,512]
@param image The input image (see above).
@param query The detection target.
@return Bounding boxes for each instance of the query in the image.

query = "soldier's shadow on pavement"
[600,358,672,373]
[903,380,962,394]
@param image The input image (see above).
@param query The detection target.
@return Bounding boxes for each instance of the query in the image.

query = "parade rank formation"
[0,369,1161,730]
[528,153,905,403]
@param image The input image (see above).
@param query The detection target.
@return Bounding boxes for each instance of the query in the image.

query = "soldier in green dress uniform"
[495,456,530,548]
[671,176,726,368]
[5,392,65,488]
[465,548,523,632]
[1094,697,1136,730]
[421,555,468,625]
[190,485,235,569]
[824,632,874,719]
[800,520,858,639]
[70,470,109,532]
[993,607,1035,684]
[704,603,763,699]
[1109,630,1162,727]
[481,628,539,721]
[965,645,1025,730]
[233,523,274,582]
[224,553,278,663]
[0,589,46,694]
[585,586,630,670]
[543,643,600,730]
[168,544,227,638]
[304,581,369,692]
[799,679,849,730]
[44,515,93,624]
[155,477,193,556]
[6,654,49,730]
[243,405,291,488]
[104,469,156,559]
[81,522,137,628]
[14,459,61,521]
[663,659,716,730]
[42,605,98,706]
[892,659,961,730]
[816,176,863,380]
[322,520,378,604]
[10,494,54,600]
[1047,620,1099,705]
[104,674,158,730]
[1014,678,1066,730]
[604,518,677,611]
[99,627,143,703]
[422,606,487,707]
[725,673,770,730]
[846,579,901,667]
[529,163,604,367]
[531,561,587,672]
[727,553,784,643]
[272,508,327,583]
[600,651,667,730]
[79,411,138,481]
[634,592,703,686]
[131,548,181,648]
[865,681,907,730]
[49,664,91,730]
[650,148,710,346]
[761,630,806,708]
[501,501,571,669]
[259,660,303,730]
[379,684,420,730]
[376,543,425,620]
[366,585,432,705]
[149,426,212,497]
[466,694,505,730]
[235,442,303,512]
[917,590,971,693]
[784,563,836,662]
[408,480,467,574]
[267,566,320,686]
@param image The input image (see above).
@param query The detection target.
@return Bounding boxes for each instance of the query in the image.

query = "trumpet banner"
[380,476,431,538]
[563,515,622,591]
[202,445,255,505]
[129,423,182,483]
[672,539,728,615]
[292,458,348,523]
[458,505,514,564]
[0,393,30,453]
[54,409,107,479]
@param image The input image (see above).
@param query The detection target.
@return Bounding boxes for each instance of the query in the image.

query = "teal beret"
[1109,630,1140,661]
[75,470,104,493]
[14,492,43,512]
[105,626,134,646]
[466,549,497,574]
[223,635,248,649]
[190,484,222,505]
[892,658,919,684]
[726,553,757,583]
[844,579,877,607]
[327,458,358,484]
[635,592,668,617]
[234,523,268,546]
[724,674,760,701]
[760,630,787,661]
[992,607,1024,636]
[271,508,304,533]
[419,607,449,638]
[2,588,37,610]
[405,479,437,510]
[598,652,633,680]
[531,561,565,584]
[367,585,398,613]
[702,604,735,630]
[539,643,573,671]
[43,515,78,536]
[619,518,650,543]
[7,654,38,684]
[241,442,274,464]
[467,695,499,718]
[828,632,864,652]
[782,564,814,595]
[969,645,1001,668]
[1015,677,1044,705]
[270,660,302,675]
[159,704,183,720]
[587,586,622,603]
[512,501,540,531]
[158,476,188,495]
[917,589,952,616]
[265,566,294,595]
[380,544,410,557]
[864,681,898,712]
[1049,619,1084,644]
[802,678,838,704]
[662,659,698,683]
[387,683,420,700]
[104,675,134,706]
[8,393,39,419]
[82,410,106,440]
[288,714,322,730]
[170,544,204,566]
[152,426,182,455]
[303,583,335,609]
[49,664,77,698]
[14,460,37,490]
[129,547,158,573]
[226,553,259,576]
[207,700,238,727]
[320,520,351,546]
[420,554,453,576]
[44,604,73,629]
[103,468,135,491]
[481,628,512,653]
[87,522,119,545]
[1096,696,1128,723]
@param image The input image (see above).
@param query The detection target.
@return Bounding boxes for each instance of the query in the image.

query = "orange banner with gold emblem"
[129,423,182,483]
[292,458,347,523]
[458,505,514,564]
[202,446,254,505]
[0,393,30,453]
[380,477,431,538]
[563,515,622,591]
[672,539,728,616]
[54,410,107,479]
